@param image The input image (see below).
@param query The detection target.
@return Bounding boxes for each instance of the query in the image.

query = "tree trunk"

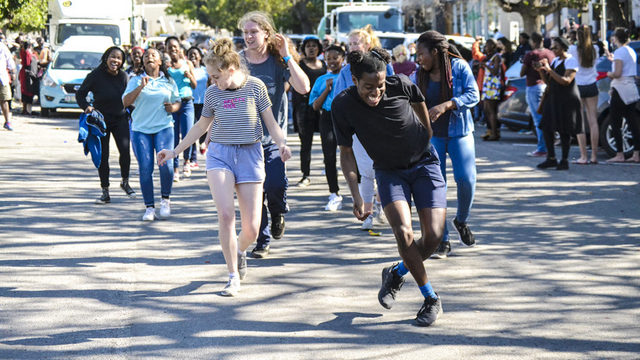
[521,13,539,34]
[607,0,629,28]
[292,0,313,34]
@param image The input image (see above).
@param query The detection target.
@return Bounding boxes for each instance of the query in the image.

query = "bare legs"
[384,200,445,286]
[207,170,262,274]
[576,96,599,163]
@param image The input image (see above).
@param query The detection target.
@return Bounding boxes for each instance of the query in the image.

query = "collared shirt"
[0,42,16,86]
[123,72,180,134]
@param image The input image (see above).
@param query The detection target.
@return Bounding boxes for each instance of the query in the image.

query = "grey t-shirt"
[241,51,290,146]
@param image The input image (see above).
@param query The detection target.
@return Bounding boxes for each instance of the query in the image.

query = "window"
[53,52,102,70]
[57,24,121,45]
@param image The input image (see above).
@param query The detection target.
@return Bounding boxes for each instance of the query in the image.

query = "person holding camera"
[520,32,555,157]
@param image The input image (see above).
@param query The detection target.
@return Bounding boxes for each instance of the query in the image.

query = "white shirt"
[568,44,599,86]
[0,42,16,86]
[613,45,637,77]
[551,55,579,72]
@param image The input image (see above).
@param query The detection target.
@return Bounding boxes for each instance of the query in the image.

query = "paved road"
[1,110,639,359]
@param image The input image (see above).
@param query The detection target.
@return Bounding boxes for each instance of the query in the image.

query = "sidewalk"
[0,113,639,359]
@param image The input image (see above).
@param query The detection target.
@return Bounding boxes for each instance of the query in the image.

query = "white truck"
[317,0,409,51]
[47,0,140,50]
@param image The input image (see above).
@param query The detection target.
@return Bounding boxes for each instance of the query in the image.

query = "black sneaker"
[430,241,451,259]
[271,214,285,240]
[378,263,405,309]
[451,218,475,247]
[120,180,137,199]
[415,295,443,327]
[537,158,558,169]
[238,252,247,280]
[556,159,569,170]
[250,244,270,259]
[95,188,110,204]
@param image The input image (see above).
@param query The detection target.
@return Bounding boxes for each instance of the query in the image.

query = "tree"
[496,0,590,34]
[167,0,323,34]
[0,0,48,33]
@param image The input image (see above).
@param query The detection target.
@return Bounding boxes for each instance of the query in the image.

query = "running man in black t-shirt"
[331,49,447,326]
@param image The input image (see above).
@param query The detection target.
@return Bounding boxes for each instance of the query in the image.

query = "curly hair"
[347,47,391,80]
[203,38,247,74]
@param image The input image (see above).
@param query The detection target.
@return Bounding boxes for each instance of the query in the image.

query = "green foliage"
[0,0,48,32]
[167,0,323,34]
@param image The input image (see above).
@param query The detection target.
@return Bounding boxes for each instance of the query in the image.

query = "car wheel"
[599,112,637,157]
[41,108,51,117]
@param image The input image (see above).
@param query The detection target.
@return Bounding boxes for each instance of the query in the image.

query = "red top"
[522,49,555,87]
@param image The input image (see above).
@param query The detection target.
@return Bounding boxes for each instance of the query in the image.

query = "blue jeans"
[431,134,477,242]
[131,127,174,207]
[526,84,547,153]
[256,143,289,246]
[173,99,195,168]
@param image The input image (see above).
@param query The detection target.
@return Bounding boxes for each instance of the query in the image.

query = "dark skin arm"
[312,77,333,111]
[410,102,433,138]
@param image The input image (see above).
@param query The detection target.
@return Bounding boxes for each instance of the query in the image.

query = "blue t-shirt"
[424,80,450,138]
[308,72,339,112]
[123,73,180,134]
[192,66,208,104]
[332,63,394,98]
[167,59,193,98]
[242,52,291,146]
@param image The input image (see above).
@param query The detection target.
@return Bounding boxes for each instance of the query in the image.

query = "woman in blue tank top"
[165,36,197,180]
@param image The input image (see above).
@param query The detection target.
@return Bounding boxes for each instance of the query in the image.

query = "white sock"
[229,272,238,279]
[237,250,245,256]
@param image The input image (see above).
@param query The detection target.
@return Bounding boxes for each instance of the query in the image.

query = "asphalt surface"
[1,109,639,359]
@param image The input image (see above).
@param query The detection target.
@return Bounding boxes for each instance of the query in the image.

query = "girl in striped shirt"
[158,38,292,297]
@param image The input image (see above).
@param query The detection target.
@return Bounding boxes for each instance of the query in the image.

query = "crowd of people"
[1,15,639,328]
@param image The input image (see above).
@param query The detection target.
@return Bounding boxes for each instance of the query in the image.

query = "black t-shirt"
[77,67,128,118]
[331,74,437,170]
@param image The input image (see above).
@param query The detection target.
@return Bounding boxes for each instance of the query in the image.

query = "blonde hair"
[392,44,408,63]
[203,38,246,74]
[348,24,381,50]
[237,11,299,66]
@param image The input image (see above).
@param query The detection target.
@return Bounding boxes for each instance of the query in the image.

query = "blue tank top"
[167,59,193,98]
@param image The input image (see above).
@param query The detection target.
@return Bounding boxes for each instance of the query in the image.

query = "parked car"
[497,41,640,157]
[39,36,113,117]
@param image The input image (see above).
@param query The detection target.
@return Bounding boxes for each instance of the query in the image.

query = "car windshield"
[378,37,404,50]
[337,9,403,33]
[57,24,121,46]
[52,52,102,70]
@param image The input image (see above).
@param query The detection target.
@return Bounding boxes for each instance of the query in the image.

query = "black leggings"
[99,115,131,188]
[295,101,319,177]
[610,89,640,153]
[319,110,339,194]
[543,130,571,161]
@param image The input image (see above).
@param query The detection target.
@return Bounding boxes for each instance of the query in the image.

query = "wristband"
[283,55,291,64]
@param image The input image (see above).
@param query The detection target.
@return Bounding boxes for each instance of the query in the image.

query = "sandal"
[571,159,589,165]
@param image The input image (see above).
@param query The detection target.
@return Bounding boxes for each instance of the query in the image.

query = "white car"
[40,36,114,117]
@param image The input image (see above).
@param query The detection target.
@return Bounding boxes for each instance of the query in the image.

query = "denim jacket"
[411,57,479,138]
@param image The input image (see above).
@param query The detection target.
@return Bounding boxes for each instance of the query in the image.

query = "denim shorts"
[375,156,447,210]
[206,142,265,183]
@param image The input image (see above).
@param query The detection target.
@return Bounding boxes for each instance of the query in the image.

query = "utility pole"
[600,0,606,43]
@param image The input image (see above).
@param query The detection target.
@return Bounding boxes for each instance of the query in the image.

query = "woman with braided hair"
[411,30,479,259]
[332,47,447,327]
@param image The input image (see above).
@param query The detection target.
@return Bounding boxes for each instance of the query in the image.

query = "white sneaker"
[220,277,241,297]
[361,214,374,231]
[325,193,343,211]
[159,198,171,219]
[142,207,157,221]
[373,201,386,224]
